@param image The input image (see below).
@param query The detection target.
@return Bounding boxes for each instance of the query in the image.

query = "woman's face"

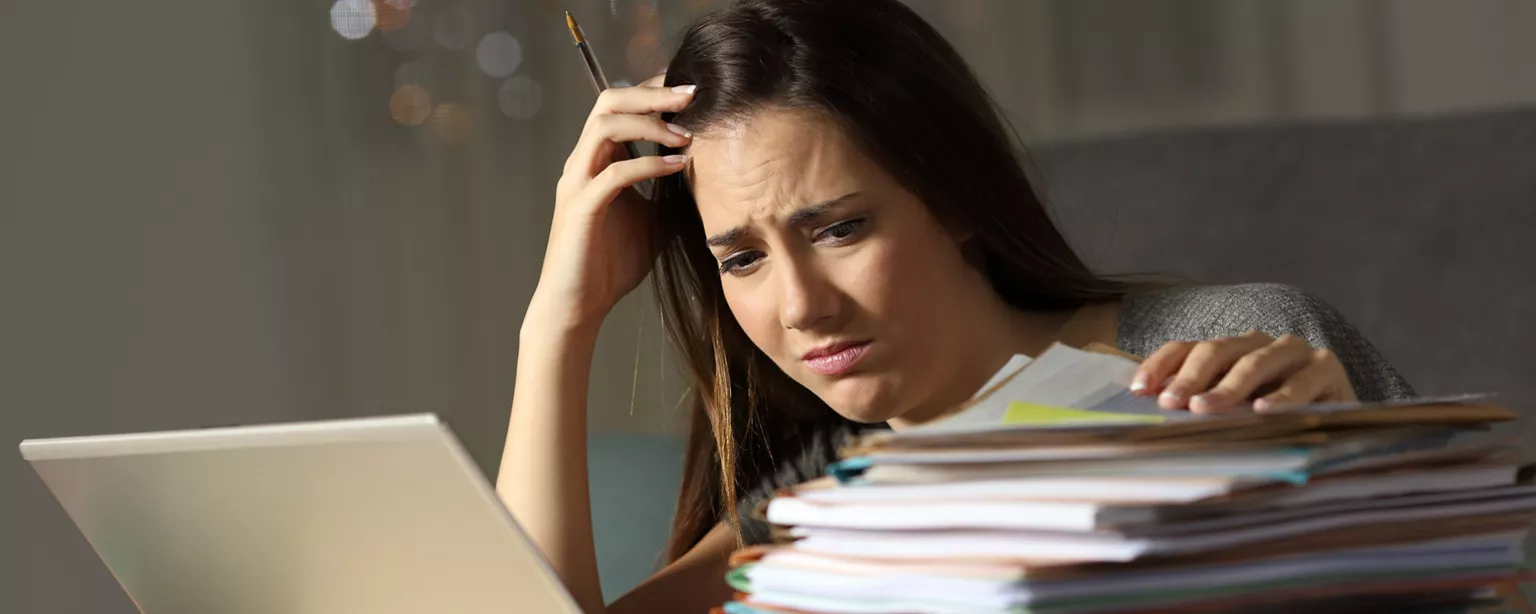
[688,108,997,424]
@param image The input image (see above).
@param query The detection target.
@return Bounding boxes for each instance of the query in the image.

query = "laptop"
[19,414,582,614]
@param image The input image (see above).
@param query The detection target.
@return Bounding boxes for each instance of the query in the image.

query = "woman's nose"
[776,256,839,331]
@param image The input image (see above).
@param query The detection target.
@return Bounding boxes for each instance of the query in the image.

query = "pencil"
[566,12,644,164]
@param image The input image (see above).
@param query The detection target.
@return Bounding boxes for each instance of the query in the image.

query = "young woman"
[497,1,1413,612]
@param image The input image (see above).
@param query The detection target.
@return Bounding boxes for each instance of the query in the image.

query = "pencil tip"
[565,12,584,44]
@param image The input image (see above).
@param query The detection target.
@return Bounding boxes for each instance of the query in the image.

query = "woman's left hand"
[1130,331,1357,414]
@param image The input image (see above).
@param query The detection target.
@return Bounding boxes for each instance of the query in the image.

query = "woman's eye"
[718,252,763,276]
[816,218,867,243]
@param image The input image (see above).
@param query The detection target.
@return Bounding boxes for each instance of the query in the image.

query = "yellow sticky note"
[1002,402,1166,425]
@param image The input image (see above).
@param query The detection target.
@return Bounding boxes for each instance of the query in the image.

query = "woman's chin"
[817,377,906,424]
[828,404,897,424]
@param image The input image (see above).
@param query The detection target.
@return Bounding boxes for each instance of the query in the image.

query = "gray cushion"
[1038,108,1536,420]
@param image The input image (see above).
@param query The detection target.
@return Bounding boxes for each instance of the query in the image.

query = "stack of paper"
[716,344,1535,614]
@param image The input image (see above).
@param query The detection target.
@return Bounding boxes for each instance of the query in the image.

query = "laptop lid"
[19,414,582,614]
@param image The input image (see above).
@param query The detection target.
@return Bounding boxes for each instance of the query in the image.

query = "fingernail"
[1190,392,1221,411]
[666,123,692,138]
[662,154,689,164]
[1160,386,1186,404]
[1253,398,1272,412]
[672,84,698,95]
[1129,376,1148,393]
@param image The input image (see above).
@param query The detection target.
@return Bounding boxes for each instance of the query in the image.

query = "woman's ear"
[924,197,979,265]
[933,209,973,242]
[956,227,986,270]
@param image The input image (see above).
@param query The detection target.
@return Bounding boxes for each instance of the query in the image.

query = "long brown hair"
[650,0,1137,561]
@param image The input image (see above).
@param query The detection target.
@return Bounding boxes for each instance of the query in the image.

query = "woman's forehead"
[688,110,872,222]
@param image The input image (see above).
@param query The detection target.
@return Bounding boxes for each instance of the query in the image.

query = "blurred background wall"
[3,0,1534,610]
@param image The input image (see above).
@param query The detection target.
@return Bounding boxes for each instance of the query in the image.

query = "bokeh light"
[634,0,661,25]
[498,75,544,120]
[476,32,523,79]
[390,85,433,126]
[329,0,377,40]
[432,102,470,143]
[374,0,411,33]
[628,0,664,77]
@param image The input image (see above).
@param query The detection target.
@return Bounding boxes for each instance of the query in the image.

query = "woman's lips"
[802,341,871,376]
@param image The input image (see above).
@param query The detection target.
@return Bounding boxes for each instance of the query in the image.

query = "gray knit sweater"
[736,283,1415,544]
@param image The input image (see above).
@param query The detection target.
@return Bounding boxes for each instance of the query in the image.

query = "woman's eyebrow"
[705,191,861,247]
[786,192,860,227]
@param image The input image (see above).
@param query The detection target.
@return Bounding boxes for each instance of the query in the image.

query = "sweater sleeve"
[1118,283,1415,402]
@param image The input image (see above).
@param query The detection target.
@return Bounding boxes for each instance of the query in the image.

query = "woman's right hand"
[528,81,697,336]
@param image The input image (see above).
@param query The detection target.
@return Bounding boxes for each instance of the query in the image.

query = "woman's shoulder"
[1118,282,1341,349]
[1118,282,1415,401]
[737,417,878,545]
